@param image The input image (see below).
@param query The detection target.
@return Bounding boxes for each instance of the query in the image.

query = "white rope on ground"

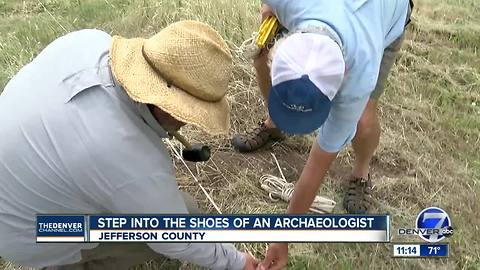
[166,140,252,254]
[260,153,336,214]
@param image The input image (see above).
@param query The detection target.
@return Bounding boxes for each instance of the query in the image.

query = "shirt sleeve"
[316,95,369,153]
[107,175,246,270]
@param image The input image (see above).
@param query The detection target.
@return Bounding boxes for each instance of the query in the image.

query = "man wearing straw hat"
[0,21,257,270]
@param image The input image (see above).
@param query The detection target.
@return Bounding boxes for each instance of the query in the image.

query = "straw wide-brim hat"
[110,20,233,135]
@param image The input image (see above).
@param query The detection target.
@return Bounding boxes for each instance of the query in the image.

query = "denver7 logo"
[416,207,452,243]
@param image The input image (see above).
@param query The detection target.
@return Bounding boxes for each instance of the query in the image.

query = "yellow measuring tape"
[255,16,280,49]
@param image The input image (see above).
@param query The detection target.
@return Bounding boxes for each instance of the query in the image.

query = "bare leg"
[232,49,284,153]
[351,99,380,178]
[253,50,277,129]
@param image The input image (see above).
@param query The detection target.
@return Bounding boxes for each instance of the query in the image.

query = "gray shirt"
[0,29,244,270]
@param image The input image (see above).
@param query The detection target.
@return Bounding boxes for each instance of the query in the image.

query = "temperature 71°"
[428,246,441,255]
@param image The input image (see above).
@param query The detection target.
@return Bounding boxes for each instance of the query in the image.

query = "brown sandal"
[232,121,285,153]
[343,175,374,214]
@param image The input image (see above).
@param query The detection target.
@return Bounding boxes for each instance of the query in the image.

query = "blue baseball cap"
[268,33,345,135]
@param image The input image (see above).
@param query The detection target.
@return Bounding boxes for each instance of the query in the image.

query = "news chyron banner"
[37,215,390,243]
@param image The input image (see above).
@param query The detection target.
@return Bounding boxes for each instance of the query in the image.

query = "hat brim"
[110,36,230,135]
[268,83,331,135]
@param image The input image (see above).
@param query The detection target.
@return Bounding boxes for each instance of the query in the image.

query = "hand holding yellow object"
[240,16,280,59]
[256,16,280,49]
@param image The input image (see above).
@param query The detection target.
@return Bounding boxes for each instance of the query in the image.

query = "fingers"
[257,263,268,270]
[258,261,272,270]
[243,252,259,270]
[257,243,288,270]
[263,247,276,264]
[260,3,275,22]
[268,259,288,270]
[257,260,287,270]
[258,250,275,270]
[258,257,287,270]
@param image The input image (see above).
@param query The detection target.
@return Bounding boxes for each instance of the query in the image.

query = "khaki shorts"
[370,3,413,100]
[369,34,405,100]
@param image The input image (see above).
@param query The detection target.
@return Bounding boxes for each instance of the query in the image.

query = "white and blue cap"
[268,32,345,135]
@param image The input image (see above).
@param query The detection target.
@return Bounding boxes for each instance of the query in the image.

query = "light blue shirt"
[265,0,409,152]
[0,29,244,270]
